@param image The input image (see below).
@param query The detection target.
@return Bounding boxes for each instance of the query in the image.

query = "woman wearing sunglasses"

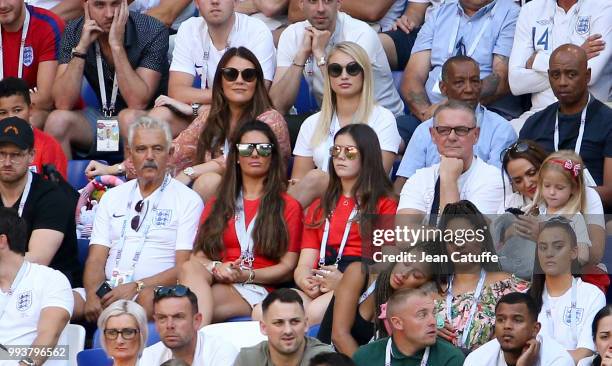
[294,124,397,326]
[85,47,290,200]
[97,300,148,366]
[290,41,401,207]
[529,218,605,364]
[179,121,302,326]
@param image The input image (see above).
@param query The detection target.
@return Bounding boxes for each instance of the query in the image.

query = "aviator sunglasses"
[329,145,360,160]
[327,62,363,78]
[236,143,274,157]
[221,67,257,82]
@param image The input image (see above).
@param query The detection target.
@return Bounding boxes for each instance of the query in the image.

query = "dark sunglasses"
[221,67,257,82]
[433,126,476,137]
[329,145,360,160]
[500,141,530,162]
[154,284,191,300]
[236,143,274,157]
[104,328,139,340]
[130,200,147,231]
[327,62,363,78]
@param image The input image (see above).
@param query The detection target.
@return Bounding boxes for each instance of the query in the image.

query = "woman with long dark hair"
[85,47,290,200]
[294,124,398,326]
[435,200,529,352]
[578,305,612,366]
[529,218,605,364]
[179,121,302,326]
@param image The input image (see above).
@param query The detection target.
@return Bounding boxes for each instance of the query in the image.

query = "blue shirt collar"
[456,0,498,19]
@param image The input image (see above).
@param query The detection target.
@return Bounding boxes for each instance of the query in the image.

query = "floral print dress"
[434,274,530,350]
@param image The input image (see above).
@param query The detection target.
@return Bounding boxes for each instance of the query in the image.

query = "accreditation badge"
[96,119,120,152]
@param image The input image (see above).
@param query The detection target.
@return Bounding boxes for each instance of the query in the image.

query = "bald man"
[519,44,612,213]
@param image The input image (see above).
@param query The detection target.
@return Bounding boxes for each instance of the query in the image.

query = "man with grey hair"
[397,100,508,223]
[72,116,203,321]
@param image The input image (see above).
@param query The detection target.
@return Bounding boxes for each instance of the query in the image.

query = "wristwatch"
[191,103,201,116]
[316,56,326,67]
[71,47,87,59]
[135,280,145,294]
[19,357,36,366]
[183,166,195,180]
[115,163,125,175]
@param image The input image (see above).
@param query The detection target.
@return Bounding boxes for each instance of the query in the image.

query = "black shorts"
[383,28,421,71]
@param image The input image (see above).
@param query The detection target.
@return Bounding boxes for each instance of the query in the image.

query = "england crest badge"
[575,16,591,36]
[22,46,34,67]
[16,290,32,312]
[563,306,584,326]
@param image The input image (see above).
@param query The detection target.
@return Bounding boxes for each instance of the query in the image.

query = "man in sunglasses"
[0,208,73,366]
[271,0,404,117]
[394,55,517,193]
[72,117,203,322]
[397,100,508,222]
[140,285,238,365]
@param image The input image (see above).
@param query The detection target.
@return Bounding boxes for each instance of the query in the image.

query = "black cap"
[0,117,34,150]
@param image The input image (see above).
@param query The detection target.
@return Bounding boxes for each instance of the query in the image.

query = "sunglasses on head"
[221,67,257,82]
[501,141,530,161]
[327,62,363,78]
[236,143,274,157]
[130,200,147,231]
[153,284,191,300]
[433,126,476,136]
[104,328,139,340]
[329,145,360,160]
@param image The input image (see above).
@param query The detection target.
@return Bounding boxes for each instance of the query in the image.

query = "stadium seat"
[603,236,612,303]
[392,71,410,114]
[93,322,161,349]
[61,323,86,366]
[81,79,101,109]
[294,76,318,114]
[77,239,89,267]
[225,316,252,322]
[307,324,320,337]
[76,349,111,366]
[390,159,401,182]
[67,160,92,190]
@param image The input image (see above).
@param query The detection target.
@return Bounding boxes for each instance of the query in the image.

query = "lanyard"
[199,18,237,90]
[385,338,429,366]
[543,276,578,345]
[95,42,118,118]
[234,190,257,269]
[0,260,29,321]
[0,6,31,79]
[446,2,498,59]
[318,205,358,268]
[114,175,171,270]
[446,268,487,348]
[17,170,33,217]
[554,94,591,155]
[358,280,376,304]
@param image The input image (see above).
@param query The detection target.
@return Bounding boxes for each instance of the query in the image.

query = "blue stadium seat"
[603,236,612,303]
[77,239,89,267]
[81,79,101,109]
[294,76,318,115]
[392,71,410,114]
[77,348,112,366]
[93,322,161,349]
[67,160,91,190]
[307,324,320,337]
[225,316,252,322]
[390,159,401,182]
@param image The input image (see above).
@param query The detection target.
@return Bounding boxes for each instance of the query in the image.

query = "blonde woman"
[98,300,148,366]
[289,41,401,207]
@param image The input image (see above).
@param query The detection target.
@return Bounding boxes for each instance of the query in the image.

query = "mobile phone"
[506,208,525,217]
[96,282,112,298]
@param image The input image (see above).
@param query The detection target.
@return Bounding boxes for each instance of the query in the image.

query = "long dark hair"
[373,239,446,338]
[528,218,581,312]
[196,47,273,163]
[310,124,396,238]
[194,121,288,260]
[591,305,612,366]
[437,200,502,276]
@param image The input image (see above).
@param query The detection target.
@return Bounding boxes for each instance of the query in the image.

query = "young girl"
[294,124,397,326]
[528,150,597,265]
[179,121,302,326]
[317,239,446,356]
[529,218,606,364]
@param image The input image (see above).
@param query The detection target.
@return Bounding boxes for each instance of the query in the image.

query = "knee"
[148,106,173,122]
[179,258,212,284]
[118,109,144,130]
[44,111,75,139]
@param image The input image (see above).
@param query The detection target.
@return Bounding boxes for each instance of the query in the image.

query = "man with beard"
[464,292,574,366]
[140,285,237,365]
[71,116,203,321]
[234,288,333,366]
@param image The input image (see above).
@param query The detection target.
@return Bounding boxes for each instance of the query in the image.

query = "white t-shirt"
[170,13,276,87]
[293,104,401,171]
[578,355,597,366]
[398,156,507,215]
[24,0,60,9]
[277,12,404,116]
[537,278,606,352]
[90,177,203,281]
[0,262,73,366]
[464,334,574,366]
[139,331,238,366]
[509,0,612,116]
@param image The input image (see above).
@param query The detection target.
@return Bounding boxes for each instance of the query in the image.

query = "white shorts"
[232,284,269,307]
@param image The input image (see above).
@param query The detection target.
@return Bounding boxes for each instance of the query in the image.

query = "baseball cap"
[0,117,34,150]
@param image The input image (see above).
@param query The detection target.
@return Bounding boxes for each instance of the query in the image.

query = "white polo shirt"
[170,13,276,87]
[464,334,574,366]
[90,177,203,282]
[277,12,404,116]
[537,278,606,352]
[139,331,238,366]
[509,0,612,117]
[293,104,401,171]
[398,156,507,215]
[0,262,73,366]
